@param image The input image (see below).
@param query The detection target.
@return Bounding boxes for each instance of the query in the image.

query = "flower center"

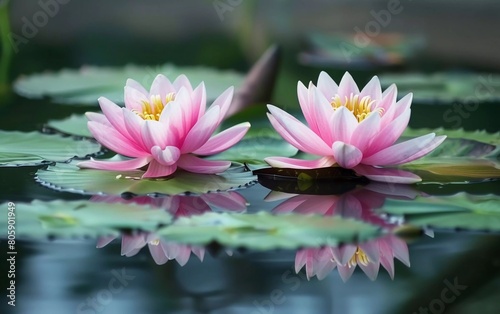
[331,94,383,122]
[347,247,370,268]
[134,92,175,121]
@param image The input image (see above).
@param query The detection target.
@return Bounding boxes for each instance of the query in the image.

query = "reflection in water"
[93,192,245,265]
[269,183,418,282]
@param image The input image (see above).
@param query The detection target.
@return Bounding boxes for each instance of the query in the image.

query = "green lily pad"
[207,136,298,164]
[0,200,172,239]
[157,211,382,250]
[45,114,92,138]
[380,193,500,232]
[401,137,500,183]
[35,160,256,196]
[403,127,500,146]
[0,131,101,167]
[379,72,500,104]
[14,64,244,105]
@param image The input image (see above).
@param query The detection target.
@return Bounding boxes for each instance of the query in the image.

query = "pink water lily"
[78,74,250,178]
[265,71,446,183]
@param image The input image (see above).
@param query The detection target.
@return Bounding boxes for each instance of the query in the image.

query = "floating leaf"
[157,211,382,250]
[35,160,256,196]
[403,127,500,146]
[207,136,298,164]
[380,193,500,232]
[14,64,244,105]
[45,114,92,138]
[0,200,172,239]
[401,137,500,183]
[379,72,500,104]
[0,131,101,167]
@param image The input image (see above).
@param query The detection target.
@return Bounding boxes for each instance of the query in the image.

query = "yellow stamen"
[133,92,175,121]
[347,247,370,268]
[331,93,384,122]
[149,239,160,246]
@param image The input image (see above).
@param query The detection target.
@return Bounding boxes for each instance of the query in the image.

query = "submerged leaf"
[14,64,244,105]
[381,193,500,232]
[0,200,172,239]
[157,211,382,250]
[0,130,101,166]
[35,160,256,196]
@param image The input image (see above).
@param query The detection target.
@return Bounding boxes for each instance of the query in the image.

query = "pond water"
[1,36,500,314]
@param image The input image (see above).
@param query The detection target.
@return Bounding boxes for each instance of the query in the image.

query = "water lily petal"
[313,87,335,145]
[391,236,411,267]
[150,74,175,100]
[337,72,360,99]
[191,82,207,124]
[332,141,363,169]
[353,165,422,184]
[267,113,308,152]
[192,122,251,155]
[121,234,146,256]
[330,106,357,144]
[142,159,177,178]
[268,105,332,156]
[86,112,111,126]
[124,85,149,112]
[177,154,231,174]
[317,71,339,99]
[360,76,382,101]
[148,242,169,265]
[78,156,151,171]
[396,135,447,164]
[298,81,320,135]
[126,78,149,96]
[208,86,234,124]
[121,109,148,151]
[365,109,411,156]
[151,146,180,166]
[96,236,116,248]
[362,133,436,166]
[382,93,412,124]
[173,74,194,93]
[88,121,147,157]
[358,260,380,281]
[337,264,356,283]
[265,156,336,169]
[181,105,220,153]
[201,191,247,212]
[98,97,130,139]
[376,83,397,112]
[141,120,169,150]
[351,111,381,151]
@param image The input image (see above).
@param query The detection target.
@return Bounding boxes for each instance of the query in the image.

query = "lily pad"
[379,72,500,104]
[14,64,244,105]
[403,127,500,146]
[0,131,101,167]
[207,136,298,164]
[0,200,172,239]
[380,193,500,232]
[35,161,256,196]
[401,137,500,183]
[45,114,92,138]
[157,211,382,250]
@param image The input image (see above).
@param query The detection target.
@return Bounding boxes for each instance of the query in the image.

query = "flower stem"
[0,0,13,85]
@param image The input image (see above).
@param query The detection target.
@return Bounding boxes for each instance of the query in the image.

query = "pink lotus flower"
[78,74,251,178]
[265,71,446,183]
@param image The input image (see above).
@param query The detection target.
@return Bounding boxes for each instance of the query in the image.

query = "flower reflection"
[269,183,418,281]
[94,192,245,265]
